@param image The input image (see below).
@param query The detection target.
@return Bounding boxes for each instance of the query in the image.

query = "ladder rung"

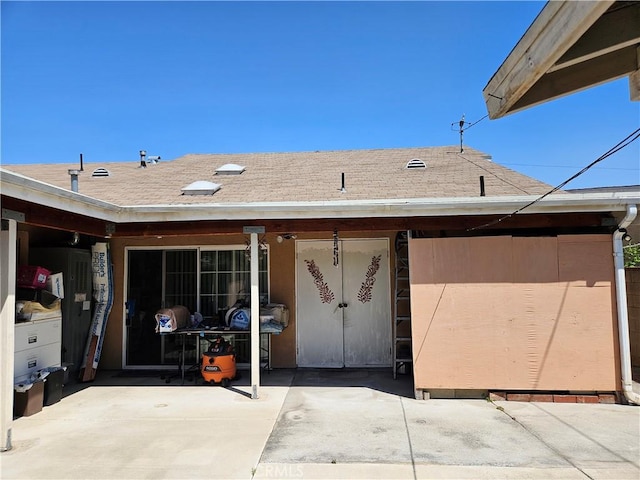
[395,336,412,342]
[395,358,413,363]
[395,316,411,322]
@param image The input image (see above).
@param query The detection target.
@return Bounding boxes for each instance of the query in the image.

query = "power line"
[465,114,489,130]
[467,127,640,232]
[501,163,638,171]
[458,152,531,195]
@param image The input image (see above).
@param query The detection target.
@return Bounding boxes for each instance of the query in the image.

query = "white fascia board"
[122,192,640,222]
[2,168,638,223]
[1,168,121,221]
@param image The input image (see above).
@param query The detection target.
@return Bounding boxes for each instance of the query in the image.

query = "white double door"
[296,238,391,368]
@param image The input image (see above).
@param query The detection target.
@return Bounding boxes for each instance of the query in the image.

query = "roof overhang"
[120,193,640,221]
[484,1,640,119]
[1,168,121,220]
[2,168,638,225]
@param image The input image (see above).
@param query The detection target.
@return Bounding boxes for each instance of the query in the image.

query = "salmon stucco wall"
[100,230,396,370]
[100,240,124,369]
[100,234,298,369]
[409,235,620,392]
[268,237,296,367]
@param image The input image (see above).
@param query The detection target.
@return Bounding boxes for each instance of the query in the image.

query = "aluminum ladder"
[393,230,412,379]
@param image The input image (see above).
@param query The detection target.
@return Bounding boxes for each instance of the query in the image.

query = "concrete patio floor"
[2,368,639,479]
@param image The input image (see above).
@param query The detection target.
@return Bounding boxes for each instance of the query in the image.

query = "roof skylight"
[215,163,246,175]
[181,180,222,196]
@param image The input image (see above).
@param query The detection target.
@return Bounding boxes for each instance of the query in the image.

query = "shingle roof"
[2,146,556,206]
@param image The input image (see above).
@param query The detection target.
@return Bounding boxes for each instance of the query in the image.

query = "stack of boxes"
[14,265,64,416]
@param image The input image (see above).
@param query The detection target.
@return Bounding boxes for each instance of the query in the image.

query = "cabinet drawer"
[15,318,62,352]
[14,342,62,380]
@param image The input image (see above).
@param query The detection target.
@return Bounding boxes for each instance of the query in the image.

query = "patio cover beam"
[0,194,620,237]
[483,1,618,118]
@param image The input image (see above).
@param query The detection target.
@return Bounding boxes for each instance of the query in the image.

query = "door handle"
[338,302,348,308]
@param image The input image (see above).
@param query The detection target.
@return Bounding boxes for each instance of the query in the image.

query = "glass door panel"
[125,250,163,365]
[126,246,268,368]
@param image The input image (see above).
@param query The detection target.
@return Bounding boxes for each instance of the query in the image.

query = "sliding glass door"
[125,246,268,368]
[199,248,269,326]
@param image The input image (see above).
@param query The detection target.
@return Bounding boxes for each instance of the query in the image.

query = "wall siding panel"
[409,235,619,392]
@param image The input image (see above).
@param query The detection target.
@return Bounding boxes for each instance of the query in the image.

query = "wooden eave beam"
[631,47,640,101]
[483,0,614,119]
[550,1,640,72]
[512,45,639,113]
[1,196,109,237]
[111,213,609,237]
[0,195,614,238]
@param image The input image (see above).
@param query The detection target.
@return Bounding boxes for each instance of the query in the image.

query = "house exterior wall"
[409,234,620,393]
[100,230,397,370]
[627,268,640,367]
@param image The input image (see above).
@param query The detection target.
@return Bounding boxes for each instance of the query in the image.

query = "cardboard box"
[14,380,45,417]
[46,272,64,298]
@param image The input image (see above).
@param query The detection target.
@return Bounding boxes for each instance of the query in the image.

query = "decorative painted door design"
[296,238,391,367]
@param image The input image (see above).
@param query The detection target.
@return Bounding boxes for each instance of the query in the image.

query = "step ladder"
[393,230,412,379]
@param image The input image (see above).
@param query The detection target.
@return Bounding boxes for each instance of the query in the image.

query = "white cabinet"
[14,316,62,383]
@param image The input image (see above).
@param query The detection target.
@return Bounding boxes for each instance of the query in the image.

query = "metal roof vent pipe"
[139,150,147,168]
[68,169,80,192]
[479,176,486,196]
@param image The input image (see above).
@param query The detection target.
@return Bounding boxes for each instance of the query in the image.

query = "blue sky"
[2,1,639,190]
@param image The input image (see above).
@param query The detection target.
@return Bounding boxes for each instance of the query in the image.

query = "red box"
[17,265,51,289]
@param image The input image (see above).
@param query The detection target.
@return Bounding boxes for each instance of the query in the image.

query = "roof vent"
[406,158,426,169]
[91,167,110,177]
[181,180,221,196]
[215,163,246,175]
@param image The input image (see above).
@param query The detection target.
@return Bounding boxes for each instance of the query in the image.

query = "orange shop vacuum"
[201,336,237,387]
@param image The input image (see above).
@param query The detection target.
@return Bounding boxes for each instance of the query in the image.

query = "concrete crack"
[399,396,418,480]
